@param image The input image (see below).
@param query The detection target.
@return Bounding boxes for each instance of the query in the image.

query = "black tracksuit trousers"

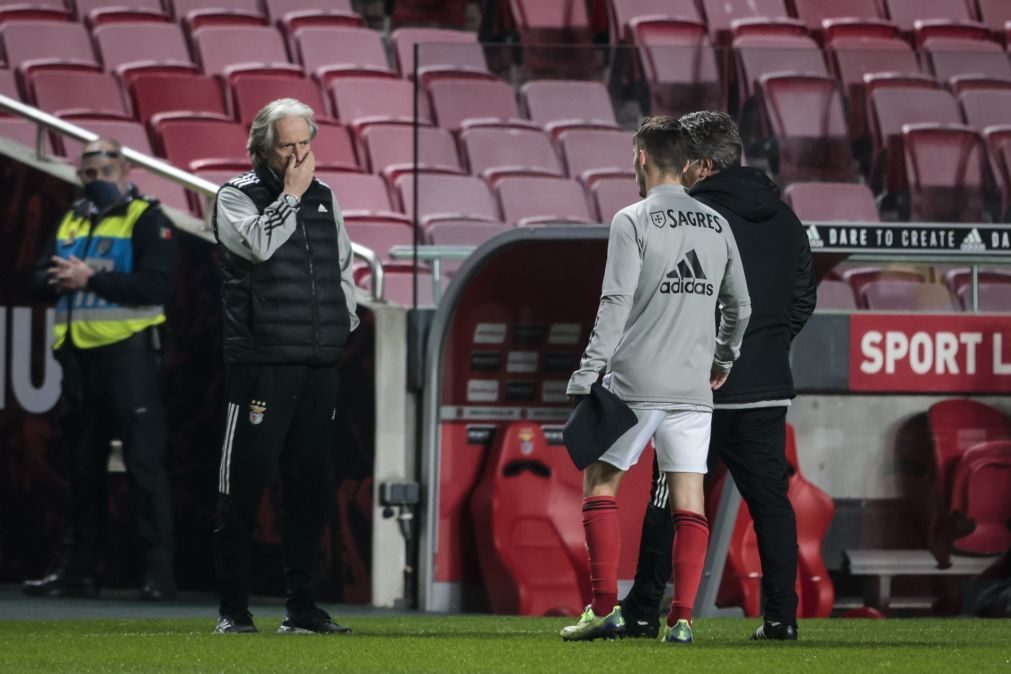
[624,407,799,625]
[213,363,338,617]
[57,331,174,584]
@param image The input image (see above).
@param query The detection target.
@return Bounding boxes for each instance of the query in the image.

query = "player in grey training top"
[560,117,750,645]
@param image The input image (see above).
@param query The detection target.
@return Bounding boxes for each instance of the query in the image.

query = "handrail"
[0,93,385,302]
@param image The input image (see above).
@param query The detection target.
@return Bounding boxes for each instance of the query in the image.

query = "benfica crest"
[249,400,267,425]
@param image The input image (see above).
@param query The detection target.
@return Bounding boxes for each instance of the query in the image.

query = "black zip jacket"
[690,166,817,404]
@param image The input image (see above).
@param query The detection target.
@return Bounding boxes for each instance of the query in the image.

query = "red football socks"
[582,496,620,617]
[668,509,710,626]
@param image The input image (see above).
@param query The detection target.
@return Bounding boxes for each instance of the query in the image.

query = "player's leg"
[213,364,297,632]
[620,452,674,637]
[561,409,664,642]
[716,407,799,640]
[655,410,712,645]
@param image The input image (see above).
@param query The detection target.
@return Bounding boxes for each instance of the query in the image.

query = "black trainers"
[618,599,660,639]
[278,607,352,635]
[751,620,798,641]
[22,573,98,598]
[214,611,258,634]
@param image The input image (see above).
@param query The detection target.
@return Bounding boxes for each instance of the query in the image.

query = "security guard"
[23,138,177,600]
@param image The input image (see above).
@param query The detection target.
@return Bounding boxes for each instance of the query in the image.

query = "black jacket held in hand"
[689,166,816,404]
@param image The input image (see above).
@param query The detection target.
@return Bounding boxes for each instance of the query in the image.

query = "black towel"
[562,382,638,470]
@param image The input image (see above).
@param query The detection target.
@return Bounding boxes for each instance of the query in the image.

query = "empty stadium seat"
[591,175,637,222]
[355,263,439,306]
[170,0,265,29]
[294,26,395,86]
[76,0,168,27]
[470,422,589,616]
[984,126,1011,220]
[93,22,197,82]
[390,28,494,86]
[508,0,596,75]
[815,279,859,310]
[784,182,879,221]
[390,0,468,29]
[843,266,928,296]
[231,75,329,124]
[0,69,20,109]
[0,0,69,23]
[496,176,594,226]
[863,279,957,311]
[263,0,362,40]
[191,25,300,81]
[1,21,99,75]
[129,73,229,126]
[29,69,130,119]
[884,0,974,34]
[429,79,532,132]
[959,89,1011,131]
[396,173,500,226]
[344,220,414,263]
[157,118,248,171]
[759,74,856,183]
[330,78,428,132]
[949,76,1011,95]
[944,267,1011,294]
[361,124,462,182]
[306,121,360,172]
[521,80,619,137]
[130,170,192,213]
[460,126,563,184]
[700,0,792,44]
[975,0,1011,38]
[608,0,703,45]
[427,219,510,246]
[957,279,1011,311]
[630,18,722,118]
[0,118,53,154]
[924,37,1011,86]
[792,0,887,34]
[948,441,1011,553]
[319,172,404,222]
[902,123,986,221]
[928,399,1011,503]
[557,128,634,186]
[733,34,828,111]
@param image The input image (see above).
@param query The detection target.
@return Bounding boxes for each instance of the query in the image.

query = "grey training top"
[215,178,359,333]
[567,183,751,408]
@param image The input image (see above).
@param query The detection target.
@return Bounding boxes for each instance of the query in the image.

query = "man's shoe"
[658,618,693,644]
[751,621,798,641]
[22,573,98,598]
[619,599,659,639]
[560,605,625,642]
[214,612,258,634]
[278,608,352,634]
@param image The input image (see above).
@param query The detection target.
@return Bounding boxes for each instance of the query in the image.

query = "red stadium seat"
[862,279,957,311]
[815,279,859,310]
[29,69,130,119]
[630,18,722,118]
[521,80,619,137]
[470,422,589,616]
[843,266,928,298]
[949,76,1011,95]
[156,118,249,171]
[0,69,21,110]
[390,0,468,29]
[924,36,1011,86]
[426,219,510,246]
[591,175,637,222]
[949,441,1011,554]
[460,126,563,184]
[191,25,300,82]
[700,0,792,44]
[58,118,152,159]
[944,267,1011,294]
[508,0,596,75]
[319,172,405,222]
[330,78,429,133]
[390,28,493,86]
[395,173,500,226]
[496,175,594,226]
[608,0,703,45]
[231,75,329,124]
[76,0,168,27]
[557,128,634,186]
[170,0,265,30]
[975,0,1011,39]
[361,124,463,182]
[957,279,1011,311]
[792,0,887,34]
[759,74,856,183]
[0,118,53,154]
[883,0,973,34]
[355,263,441,306]
[0,0,69,24]
[1,21,99,76]
[959,89,1011,132]
[784,182,879,221]
[93,22,197,82]
[902,123,987,222]
[263,0,362,41]
[129,73,229,127]
[732,34,828,111]
[306,121,360,173]
[429,79,533,133]
[294,26,395,86]
[983,125,1011,220]
[928,399,1011,503]
[344,220,414,263]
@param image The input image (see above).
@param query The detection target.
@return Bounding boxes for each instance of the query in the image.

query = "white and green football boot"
[560,605,625,642]
[658,618,693,644]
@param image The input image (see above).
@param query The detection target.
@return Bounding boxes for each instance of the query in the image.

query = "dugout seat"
[949,441,1011,554]
[928,399,1011,502]
[470,422,589,616]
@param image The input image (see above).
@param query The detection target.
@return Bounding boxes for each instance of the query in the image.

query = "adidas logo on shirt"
[660,249,714,296]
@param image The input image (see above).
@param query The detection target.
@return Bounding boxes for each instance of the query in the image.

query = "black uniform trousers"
[625,406,799,625]
[213,363,338,617]
[56,330,174,584]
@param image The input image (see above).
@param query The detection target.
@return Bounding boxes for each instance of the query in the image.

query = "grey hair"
[247,98,318,168]
[677,111,743,172]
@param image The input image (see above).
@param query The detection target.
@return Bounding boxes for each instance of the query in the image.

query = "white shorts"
[597,408,711,474]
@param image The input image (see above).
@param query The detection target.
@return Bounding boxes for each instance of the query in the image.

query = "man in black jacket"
[23,138,176,600]
[620,111,817,641]
[211,98,358,635]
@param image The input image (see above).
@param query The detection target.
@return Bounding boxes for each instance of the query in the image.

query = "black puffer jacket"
[690,166,816,404]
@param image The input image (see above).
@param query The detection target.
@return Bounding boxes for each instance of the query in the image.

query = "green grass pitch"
[0,616,1009,673]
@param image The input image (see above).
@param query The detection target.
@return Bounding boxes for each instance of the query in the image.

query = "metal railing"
[0,93,385,302]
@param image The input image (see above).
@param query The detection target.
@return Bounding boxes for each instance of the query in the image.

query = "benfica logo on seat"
[249,400,267,425]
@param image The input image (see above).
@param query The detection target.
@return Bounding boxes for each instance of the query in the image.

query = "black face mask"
[84,180,122,210]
